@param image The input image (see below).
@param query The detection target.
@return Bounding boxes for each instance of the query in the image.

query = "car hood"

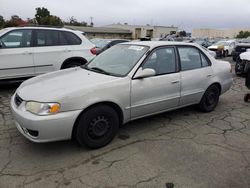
[17,67,119,102]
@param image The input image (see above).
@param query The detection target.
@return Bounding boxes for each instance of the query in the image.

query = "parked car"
[232,43,250,61]
[200,45,217,58]
[0,26,96,80]
[235,51,250,76]
[11,41,232,148]
[201,40,214,48]
[91,38,128,55]
[208,40,236,57]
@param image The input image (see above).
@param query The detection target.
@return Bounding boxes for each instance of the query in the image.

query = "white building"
[192,28,250,38]
[106,24,178,39]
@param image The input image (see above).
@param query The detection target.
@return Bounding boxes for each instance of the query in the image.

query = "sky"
[1,0,250,31]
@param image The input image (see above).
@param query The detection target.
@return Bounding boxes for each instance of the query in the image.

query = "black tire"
[198,85,220,112]
[76,105,119,149]
[235,60,244,76]
[223,50,228,57]
[244,94,250,102]
[63,61,83,69]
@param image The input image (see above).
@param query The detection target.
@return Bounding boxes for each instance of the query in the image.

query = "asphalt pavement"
[0,57,250,188]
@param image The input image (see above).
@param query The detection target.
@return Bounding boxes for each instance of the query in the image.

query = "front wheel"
[76,105,119,149]
[198,85,220,112]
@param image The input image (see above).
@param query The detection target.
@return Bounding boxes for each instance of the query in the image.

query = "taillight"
[90,47,97,55]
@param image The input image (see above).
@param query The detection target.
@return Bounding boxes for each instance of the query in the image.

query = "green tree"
[3,15,20,27]
[26,18,37,25]
[49,15,63,26]
[179,30,187,37]
[0,15,5,28]
[35,7,50,25]
[236,31,250,38]
[64,16,87,26]
[35,7,63,26]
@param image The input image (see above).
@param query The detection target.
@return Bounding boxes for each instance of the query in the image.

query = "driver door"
[130,47,181,119]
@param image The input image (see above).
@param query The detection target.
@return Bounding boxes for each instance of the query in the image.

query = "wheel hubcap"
[206,91,216,106]
[88,116,110,138]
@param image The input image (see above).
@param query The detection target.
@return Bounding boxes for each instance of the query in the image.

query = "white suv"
[0,27,96,80]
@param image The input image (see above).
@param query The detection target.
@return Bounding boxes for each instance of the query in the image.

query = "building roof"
[106,24,178,29]
[65,25,132,34]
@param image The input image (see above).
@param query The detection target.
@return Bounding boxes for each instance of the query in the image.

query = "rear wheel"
[235,59,245,76]
[76,105,119,149]
[198,85,220,112]
[223,50,228,57]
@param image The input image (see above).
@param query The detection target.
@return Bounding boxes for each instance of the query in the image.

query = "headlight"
[25,101,60,115]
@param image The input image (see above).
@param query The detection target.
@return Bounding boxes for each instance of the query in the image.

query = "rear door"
[33,30,74,74]
[0,29,34,79]
[177,46,213,106]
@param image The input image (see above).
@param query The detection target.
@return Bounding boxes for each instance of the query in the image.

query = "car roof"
[122,41,200,48]
[4,26,79,33]
[92,38,128,41]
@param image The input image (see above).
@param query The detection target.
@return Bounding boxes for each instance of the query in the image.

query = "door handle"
[64,49,71,52]
[22,51,32,55]
[171,80,180,84]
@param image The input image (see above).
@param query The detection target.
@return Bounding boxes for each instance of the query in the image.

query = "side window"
[178,47,202,71]
[1,30,32,48]
[201,53,209,67]
[36,30,59,46]
[142,47,176,75]
[59,32,68,45]
[62,31,81,45]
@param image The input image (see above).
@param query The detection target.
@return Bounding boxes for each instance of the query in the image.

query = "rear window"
[61,31,82,45]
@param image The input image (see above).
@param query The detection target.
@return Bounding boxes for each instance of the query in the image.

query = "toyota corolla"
[11,41,232,148]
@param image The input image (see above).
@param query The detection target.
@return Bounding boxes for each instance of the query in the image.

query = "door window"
[62,31,81,45]
[1,30,32,48]
[35,30,59,46]
[201,53,210,67]
[142,47,176,75]
[178,47,202,71]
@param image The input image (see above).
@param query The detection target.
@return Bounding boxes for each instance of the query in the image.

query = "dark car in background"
[91,38,129,55]
[232,43,250,61]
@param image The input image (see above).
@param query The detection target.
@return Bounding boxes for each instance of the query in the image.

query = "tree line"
[0,7,93,28]
[236,31,250,39]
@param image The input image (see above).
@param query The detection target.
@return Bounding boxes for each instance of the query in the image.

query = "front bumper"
[11,95,82,143]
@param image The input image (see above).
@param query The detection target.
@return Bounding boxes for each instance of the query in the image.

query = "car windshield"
[86,44,149,76]
[91,39,111,48]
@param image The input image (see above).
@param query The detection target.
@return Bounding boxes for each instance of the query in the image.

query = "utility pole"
[90,16,93,27]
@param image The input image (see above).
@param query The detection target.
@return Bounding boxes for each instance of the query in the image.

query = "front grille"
[15,94,23,107]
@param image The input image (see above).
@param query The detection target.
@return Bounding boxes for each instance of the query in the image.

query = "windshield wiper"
[90,67,111,75]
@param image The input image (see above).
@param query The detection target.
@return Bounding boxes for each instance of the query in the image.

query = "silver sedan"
[11,41,233,148]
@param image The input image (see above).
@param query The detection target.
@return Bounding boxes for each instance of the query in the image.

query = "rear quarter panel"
[211,60,232,94]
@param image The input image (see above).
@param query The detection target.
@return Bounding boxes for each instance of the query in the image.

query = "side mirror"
[134,68,155,79]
